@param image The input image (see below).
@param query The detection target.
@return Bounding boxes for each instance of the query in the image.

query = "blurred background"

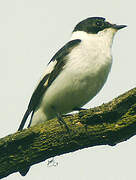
[0,0,136,180]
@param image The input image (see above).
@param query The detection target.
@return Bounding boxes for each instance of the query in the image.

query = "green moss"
[0,87,136,178]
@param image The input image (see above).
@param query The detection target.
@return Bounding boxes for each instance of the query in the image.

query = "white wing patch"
[43,60,57,87]
[34,60,57,89]
[44,60,57,75]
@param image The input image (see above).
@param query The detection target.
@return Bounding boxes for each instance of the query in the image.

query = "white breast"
[31,29,115,126]
[61,31,113,106]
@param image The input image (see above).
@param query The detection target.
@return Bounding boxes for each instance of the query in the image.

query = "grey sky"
[0,0,136,179]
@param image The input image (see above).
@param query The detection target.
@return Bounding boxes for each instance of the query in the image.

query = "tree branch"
[0,87,136,178]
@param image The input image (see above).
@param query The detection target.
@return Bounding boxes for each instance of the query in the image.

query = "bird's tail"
[18,109,31,131]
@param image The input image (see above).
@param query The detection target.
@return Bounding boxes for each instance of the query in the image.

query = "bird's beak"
[112,24,127,30]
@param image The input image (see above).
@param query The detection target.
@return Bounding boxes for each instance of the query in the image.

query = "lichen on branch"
[0,87,136,179]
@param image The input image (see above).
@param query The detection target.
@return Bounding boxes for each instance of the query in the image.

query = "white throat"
[70,28,117,49]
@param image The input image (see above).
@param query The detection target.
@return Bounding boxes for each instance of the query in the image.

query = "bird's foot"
[57,113,70,134]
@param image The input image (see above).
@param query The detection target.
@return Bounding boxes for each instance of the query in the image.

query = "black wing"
[18,39,81,131]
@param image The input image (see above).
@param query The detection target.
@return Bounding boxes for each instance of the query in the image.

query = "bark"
[0,87,136,179]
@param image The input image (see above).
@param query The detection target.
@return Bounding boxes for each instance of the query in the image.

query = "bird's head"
[71,17,127,45]
[73,17,127,35]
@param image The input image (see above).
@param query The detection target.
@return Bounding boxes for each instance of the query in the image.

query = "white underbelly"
[40,57,112,119]
[31,37,112,125]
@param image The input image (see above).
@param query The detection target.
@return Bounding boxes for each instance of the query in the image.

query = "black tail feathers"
[18,109,31,131]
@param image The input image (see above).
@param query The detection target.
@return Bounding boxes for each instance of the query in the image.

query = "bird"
[18,17,126,176]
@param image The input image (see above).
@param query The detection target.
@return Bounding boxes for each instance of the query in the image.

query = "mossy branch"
[0,87,136,179]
